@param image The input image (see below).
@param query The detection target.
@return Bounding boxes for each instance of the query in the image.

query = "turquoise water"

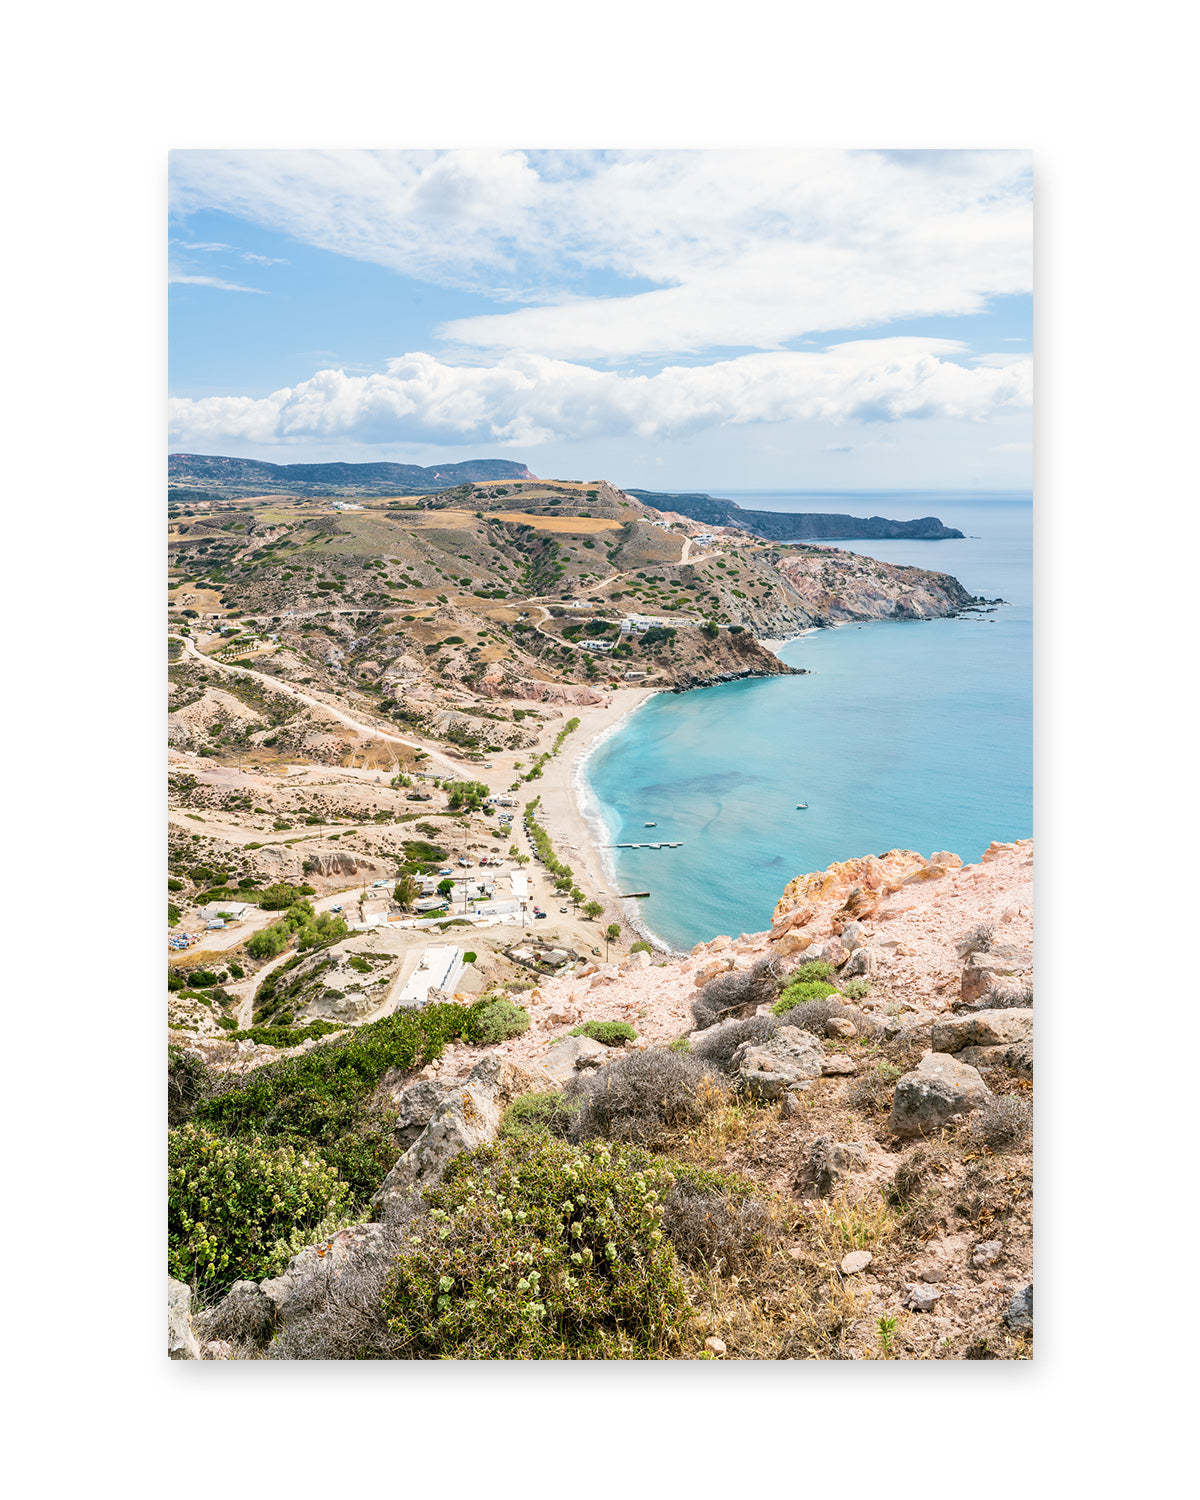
[581,494,1031,952]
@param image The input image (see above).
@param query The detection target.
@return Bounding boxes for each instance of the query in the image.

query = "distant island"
[624,489,965,541]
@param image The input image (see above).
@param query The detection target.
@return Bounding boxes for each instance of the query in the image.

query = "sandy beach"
[522,688,657,916]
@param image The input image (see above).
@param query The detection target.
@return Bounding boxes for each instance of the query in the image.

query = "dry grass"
[495,511,623,533]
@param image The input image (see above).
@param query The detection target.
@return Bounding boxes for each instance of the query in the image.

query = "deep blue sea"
[580,493,1032,952]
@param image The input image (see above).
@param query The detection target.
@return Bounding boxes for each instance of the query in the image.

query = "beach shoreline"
[527,688,657,928]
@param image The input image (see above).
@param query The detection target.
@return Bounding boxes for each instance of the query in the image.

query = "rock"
[260,1220,394,1325]
[542,1034,609,1082]
[960,952,1032,1008]
[904,1284,942,1311]
[841,1250,873,1275]
[694,958,735,987]
[770,903,816,940]
[620,950,651,972]
[576,964,598,979]
[1004,1282,1033,1332]
[886,1053,993,1138]
[932,1008,1033,1054]
[194,1279,275,1349]
[392,1078,451,1150]
[731,1025,825,1100]
[821,1054,857,1076]
[780,1091,805,1118]
[841,944,879,979]
[971,1239,1004,1268]
[826,1017,857,1039]
[370,1056,547,1212]
[547,1008,576,1026]
[710,936,732,952]
[807,1135,868,1195]
[168,1278,201,1360]
[705,1336,727,1355]
[959,1040,1034,1078]
[773,928,818,957]
[202,1340,234,1360]
[831,887,883,930]
[839,921,866,951]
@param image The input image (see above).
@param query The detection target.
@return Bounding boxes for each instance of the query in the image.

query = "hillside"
[168,839,1034,1361]
[168,454,536,498]
[625,489,965,541]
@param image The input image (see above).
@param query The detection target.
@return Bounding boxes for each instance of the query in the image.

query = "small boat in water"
[796,802,808,810]
[644,821,657,827]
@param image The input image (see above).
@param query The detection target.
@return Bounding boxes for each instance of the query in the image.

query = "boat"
[644,821,657,827]
[796,802,808,810]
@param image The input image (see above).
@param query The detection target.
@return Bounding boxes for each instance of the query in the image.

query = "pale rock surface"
[542,1034,609,1081]
[730,1026,825,1099]
[932,1008,1033,1053]
[168,1278,201,1360]
[886,1053,993,1138]
[841,1250,872,1275]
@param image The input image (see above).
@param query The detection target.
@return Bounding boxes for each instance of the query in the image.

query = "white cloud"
[168,273,265,294]
[169,148,1031,358]
[168,339,1031,449]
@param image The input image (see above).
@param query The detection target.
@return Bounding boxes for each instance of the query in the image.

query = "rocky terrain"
[169,838,1033,1362]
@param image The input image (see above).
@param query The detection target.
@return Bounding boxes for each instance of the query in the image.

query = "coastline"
[525,687,657,929]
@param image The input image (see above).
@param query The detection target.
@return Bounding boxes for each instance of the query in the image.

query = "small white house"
[199,901,250,921]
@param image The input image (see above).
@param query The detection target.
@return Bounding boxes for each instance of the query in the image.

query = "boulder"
[260,1220,395,1325]
[831,887,883,931]
[807,1135,869,1195]
[932,1008,1033,1054]
[773,927,818,957]
[886,1053,993,1138]
[841,1250,872,1275]
[959,1040,1033,1078]
[542,1034,609,1082]
[693,958,735,987]
[840,944,879,979]
[730,1025,825,1100]
[194,1279,275,1349]
[392,1078,451,1150]
[826,1017,857,1039]
[1004,1282,1033,1333]
[620,950,651,973]
[960,952,1032,1009]
[821,1054,857,1076]
[971,1239,1004,1268]
[839,921,866,951]
[904,1284,942,1311]
[370,1056,547,1213]
[168,1277,201,1360]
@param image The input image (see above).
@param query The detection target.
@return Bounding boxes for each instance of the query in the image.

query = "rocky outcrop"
[370,1057,555,1214]
[932,1009,1033,1053]
[168,1278,201,1360]
[958,951,1033,1010]
[730,1025,825,1100]
[543,1034,608,1081]
[886,1053,993,1138]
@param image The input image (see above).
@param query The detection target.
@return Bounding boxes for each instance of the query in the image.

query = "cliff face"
[773,547,976,623]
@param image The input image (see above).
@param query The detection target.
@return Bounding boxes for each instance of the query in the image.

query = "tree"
[437,878,454,898]
[583,901,603,920]
[604,922,621,960]
[395,873,420,910]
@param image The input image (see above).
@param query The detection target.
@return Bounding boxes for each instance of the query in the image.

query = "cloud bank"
[168,340,1031,449]
[169,148,1031,360]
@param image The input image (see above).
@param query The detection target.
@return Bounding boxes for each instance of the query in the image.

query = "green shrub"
[498,1091,578,1140]
[772,979,840,1016]
[296,913,349,951]
[168,903,181,926]
[167,1045,210,1126]
[168,1124,351,1291]
[379,1136,691,1359]
[246,921,291,961]
[569,1021,637,1047]
[168,878,184,892]
[348,956,371,973]
[236,1020,344,1048]
[667,1036,692,1054]
[227,962,245,980]
[629,940,652,955]
[188,970,220,989]
[463,951,477,964]
[215,1015,238,1031]
[841,977,872,1001]
[473,998,531,1044]
[192,1002,488,1203]
[789,959,835,982]
[258,882,318,911]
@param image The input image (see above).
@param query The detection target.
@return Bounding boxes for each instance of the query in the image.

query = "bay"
[581,493,1032,952]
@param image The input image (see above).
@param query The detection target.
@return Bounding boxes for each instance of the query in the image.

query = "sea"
[578,492,1032,952]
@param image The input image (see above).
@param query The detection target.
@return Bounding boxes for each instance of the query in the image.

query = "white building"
[396,945,465,1009]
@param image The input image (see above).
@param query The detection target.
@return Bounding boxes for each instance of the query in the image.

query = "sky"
[168,149,1032,492]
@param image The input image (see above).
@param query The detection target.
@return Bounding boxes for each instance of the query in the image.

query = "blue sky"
[168,149,1032,491]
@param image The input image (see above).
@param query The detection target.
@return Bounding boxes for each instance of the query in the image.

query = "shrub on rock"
[473,998,531,1044]
[566,1051,729,1144]
[690,957,781,1030]
[568,1020,637,1047]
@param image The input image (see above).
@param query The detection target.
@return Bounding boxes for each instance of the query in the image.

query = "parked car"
[559,906,568,913]
[330,905,342,913]
[534,911,547,919]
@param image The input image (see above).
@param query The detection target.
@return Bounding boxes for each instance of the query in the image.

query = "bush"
[378,1136,692,1359]
[499,1091,578,1140]
[960,1095,1033,1154]
[258,882,318,911]
[629,940,652,955]
[841,977,871,1001]
[690,956,781,1030]
[192,1001,489,1204]
[691,1015,778,1072]
[955,923,995,959]
[473,998,530,1044]
[188,970,220,989]
[246,921,291,961]
[566,1051,729,1145]
[168,878,184,892]
[167,1045,210,1126]
[296,913,349,951]
[568,1021,637,1047]
[168,1124,351,1292]
[662,1164,782,1275]
[168,903,181,926]
[235,1020,344,1048]
[772,978,840,1016]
